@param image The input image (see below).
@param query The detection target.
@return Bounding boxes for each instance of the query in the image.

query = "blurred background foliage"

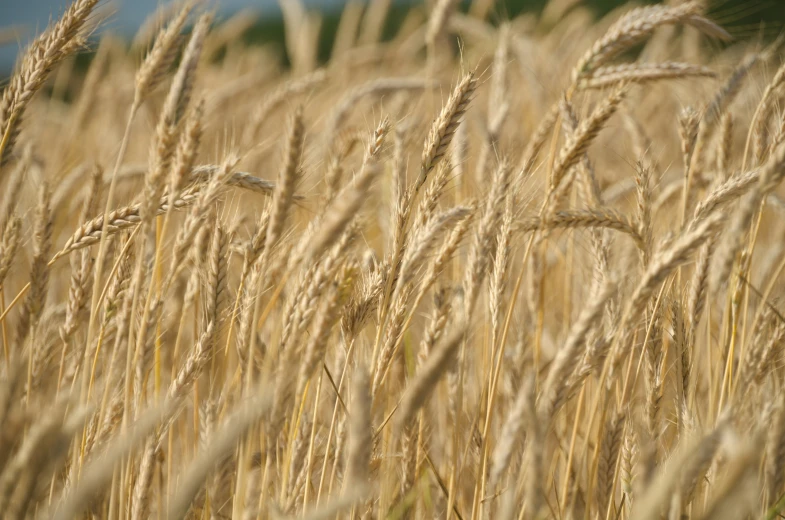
[1,0,783,73]
[243,0,784,64]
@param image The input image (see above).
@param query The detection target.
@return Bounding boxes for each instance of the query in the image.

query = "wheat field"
[1,0,785,518]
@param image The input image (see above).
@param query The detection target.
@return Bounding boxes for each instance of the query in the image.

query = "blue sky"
[2,0,274,32]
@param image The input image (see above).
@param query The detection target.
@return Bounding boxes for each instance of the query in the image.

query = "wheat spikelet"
[169,99,204,197]
[296,265,352,400]
[129,438,157,520]
[489,374,534,490]
[711,54,761,129]
[188,165,295,197]
[204,222,228,351]
[302,161,379,267]
[372,283,412,394]
[396,324,464,429]
[572,2,728,83]
[53,189,202,262]
[711,143,785,293]
[16,183,52,346]
[643,317,662,446]
[419,72,477,189]
[0,0,100,165]
[464,160,510,316]
[691,167,758,224]
[398,206,471,291]
[489,197,513,347]
[579,61,716,89]
[60,246,93,344]
[164,13,211,128]
[264,107,305,258]
[0,155,27,225]
[560,97,603,208]
[612,213,723,371]
[134,1,194,106]
[717,113,734,178]
[596,409,625,516]
[0,216,21,288]
[551,86,625,191]
[687,236,715,332]
[164,154,239,286]
[634,163,652,266]
[518,208,645,251]
[540,279,615,418]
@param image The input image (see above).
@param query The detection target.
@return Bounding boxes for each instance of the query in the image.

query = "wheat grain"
[579,61,716,89]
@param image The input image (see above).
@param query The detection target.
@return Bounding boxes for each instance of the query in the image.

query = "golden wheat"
[2,0,785,518]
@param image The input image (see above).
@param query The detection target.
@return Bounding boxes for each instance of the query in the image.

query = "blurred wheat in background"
[1,0,785,518]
